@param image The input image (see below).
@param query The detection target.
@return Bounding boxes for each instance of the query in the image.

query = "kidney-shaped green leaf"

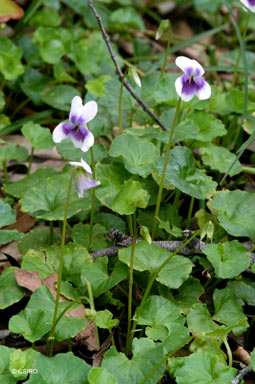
[0,37,24,80]
[88,367,117,384]
[9,286,86,342]
[109,134,160,178]
[34,27,71,64]
[212,288,248,335]
[3,167,58,198]
[42,85,80,111]
[95,162,130,209]
[111,180,149,215]
[0,200,16,227]
[20,170,91,221]
[203,240,250,279]
[200,144,242,176]
[153,146,217,199]
[102,339,165,384]
[208,190,255,240]
[138,296,185,329]
[169,352,236,384]
[0,141,28,162]
[0,267,25,309]
[21,122,54,150]
[26,352,91,384]
[178,111,226,143]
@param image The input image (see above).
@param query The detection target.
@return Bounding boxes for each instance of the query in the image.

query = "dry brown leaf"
[0,241,22,265]
[76,321,99,352]
[3,204,36,233]
[42,273,63,301]
[233,346,251,366]
[14,269,41,292]
[92,332,113,366]
[66,305,85,318]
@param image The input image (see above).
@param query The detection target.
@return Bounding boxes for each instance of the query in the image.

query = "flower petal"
[195,79,211,100]
[175,76,184,98]
[240,0,255,12]
[79,101,98,125]
[69,96,83,124]
[80,158,92,174]
[179,78,197,102]
[69,158,92,173]
[69,161,82,168]
[81,130,94,152]
[176,56,204,76]
[74,174,100,198]
[52,123,69,143]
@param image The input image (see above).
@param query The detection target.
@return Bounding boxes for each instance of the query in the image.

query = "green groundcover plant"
[1,0,255,383]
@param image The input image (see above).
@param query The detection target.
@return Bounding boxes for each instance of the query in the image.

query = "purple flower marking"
[69,159,100,198]
[175,56,211,102]
[240,0,255,11]
[52,96,98,152]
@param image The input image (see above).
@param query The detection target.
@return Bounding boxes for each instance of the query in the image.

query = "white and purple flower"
[69,158,100,198]
[53,96,98,152]
[175,56,211,102]
[240,0,255,12]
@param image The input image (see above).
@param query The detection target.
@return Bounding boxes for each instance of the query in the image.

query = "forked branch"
[88,0,168,131]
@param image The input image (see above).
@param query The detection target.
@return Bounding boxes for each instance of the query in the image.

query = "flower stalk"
[88,147,96,252]
[86,278,100,348]
[47,168,75,356]
[119,70,128,135]
[151,98,182,240]
[126,229,200,355]
[2,161,8,184]
[231,12,250,88]
[160,23,172,80]
[27,147,34,175]
[125,220,137,355]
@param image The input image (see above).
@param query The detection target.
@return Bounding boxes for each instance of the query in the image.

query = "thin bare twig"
[231,365,252,384]
[90,228,255,273]
[88,0,168,131]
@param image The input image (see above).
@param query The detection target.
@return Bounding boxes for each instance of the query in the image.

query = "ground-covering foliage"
[1,0,255,383]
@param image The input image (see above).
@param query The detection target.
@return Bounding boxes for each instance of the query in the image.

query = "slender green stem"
[119,70,128,135]
[46,295,89,355]
[160,24,172,80]
[2,161,8,184]
[27,147,34,175]
[128,215,134,237]
[242,165,255,174]
[151,98,182,240]
[47,169,75,357]
[49,221,54,245]
[186,196,195,230]
[139,356,168,384]
[86,278,100,348]
[127,229,200,354]
[169,189,180,226]
[126,222,137,355]
[0,77,6,91]
[224,338,232,367]
[88,147,95,252]
[231,13,250,88]
[11,98,30,119]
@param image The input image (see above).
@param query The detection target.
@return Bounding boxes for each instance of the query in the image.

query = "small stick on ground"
[231,365,252,384]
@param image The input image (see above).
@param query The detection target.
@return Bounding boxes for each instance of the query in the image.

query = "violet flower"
[175,56,211,102]
[240,0,255,12]
[53,96,98,152]
[69,158,100,198]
